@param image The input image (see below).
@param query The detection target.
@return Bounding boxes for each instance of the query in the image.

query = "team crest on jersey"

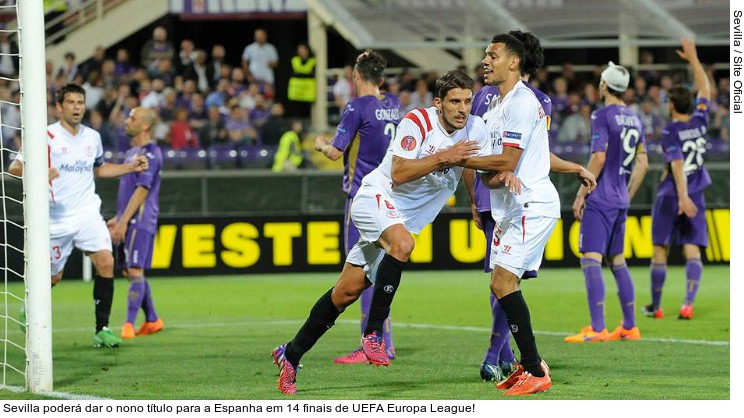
[400,135,417,151]
[387,210,400,219]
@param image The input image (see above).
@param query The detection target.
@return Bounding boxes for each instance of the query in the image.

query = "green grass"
[0,266,730,400]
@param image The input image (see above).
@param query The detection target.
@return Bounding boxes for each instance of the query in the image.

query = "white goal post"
[19,0,53,393]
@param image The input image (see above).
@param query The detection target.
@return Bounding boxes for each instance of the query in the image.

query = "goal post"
[19,0,53,393]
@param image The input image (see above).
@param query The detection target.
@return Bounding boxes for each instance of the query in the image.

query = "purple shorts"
[479,211,495,273]
[651,191,708,247]
[116,228,155,270]
[579,204,628,256]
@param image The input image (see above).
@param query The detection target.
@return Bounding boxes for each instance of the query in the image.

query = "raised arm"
[676,38,710,101]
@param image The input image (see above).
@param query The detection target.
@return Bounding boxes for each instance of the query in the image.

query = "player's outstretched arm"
[390,139,479,186]
[676,38,710,101]
[461,145,522,172]
[549,153,596,192]
[94,155,149,178]
[314,135,343,161]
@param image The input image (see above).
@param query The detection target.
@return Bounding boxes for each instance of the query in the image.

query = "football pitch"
[0,265,730,400]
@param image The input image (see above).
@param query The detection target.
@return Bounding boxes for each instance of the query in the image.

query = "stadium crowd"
[0,25,731,170]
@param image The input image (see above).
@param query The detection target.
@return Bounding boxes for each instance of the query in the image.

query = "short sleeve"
[391,111,426,160]
[661,127,683,162]
[330,101,363,152]
[500,92,535,149]
[94,130,105,167]
[590,110,609,153]
[136,147,161,189]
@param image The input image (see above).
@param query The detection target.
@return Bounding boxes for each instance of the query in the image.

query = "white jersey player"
[271,70,521,395]
[9,84,148,348]
[461,33,558,395]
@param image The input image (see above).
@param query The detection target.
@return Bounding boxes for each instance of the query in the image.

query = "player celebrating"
[565,61,648,343]
[109,107,165,339]
[644,39,711,320]
[313,49,401,363]
[471,30,595,383]
[460,32,595,395]
[272,70,516,395]
[9,83,148,347]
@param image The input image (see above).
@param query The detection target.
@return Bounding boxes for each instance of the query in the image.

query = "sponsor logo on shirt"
[503,131,521,140]
[58,160,94,173]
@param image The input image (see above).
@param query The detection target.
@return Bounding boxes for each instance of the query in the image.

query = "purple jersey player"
[313,50,401,363]
[472,30,595,383]
[645,39,711,321]
[109,107,164,340]
[566,61,649,343]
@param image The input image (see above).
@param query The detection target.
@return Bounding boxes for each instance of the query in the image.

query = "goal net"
[1,0,53,394]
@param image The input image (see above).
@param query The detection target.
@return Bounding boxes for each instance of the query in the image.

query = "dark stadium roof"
[307,0,729,49]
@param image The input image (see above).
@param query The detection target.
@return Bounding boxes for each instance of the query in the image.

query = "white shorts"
[50,213,112,275]
[346,241,386,285]
[350,184,405,243]
[489,214,558,279]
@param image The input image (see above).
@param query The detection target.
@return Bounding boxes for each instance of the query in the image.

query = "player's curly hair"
[354,49,387,85]
[434,70,474,99]
[56,83,86,105]
[509,30,543,78]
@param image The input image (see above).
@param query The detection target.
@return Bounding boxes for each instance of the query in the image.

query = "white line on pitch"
[39,319,730,347]
[0,385,110,400]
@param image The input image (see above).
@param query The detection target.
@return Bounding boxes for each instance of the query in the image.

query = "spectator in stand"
[81,46,106,80]
[397,68,415,92]
[550,76,571,130]
[717,103,729,142]
[158,88,178,123]
[561,61,581,91]
[207,44,227,89]
[239,83,260,111]
[95,86,119,121]
[249,94,271,131]
[174,39,197,77]
[623,87,641,114]
[56,52,79,84]
[153,58,176,87]
[398,90,415,113]
[0,31,19,78]
[198,106,227,148]
[141,26,175,76]
[114,48,135,77]
[189,92,209,129]
[141,78,166,109]
[262,102,289,146]
[272,120,306,172]
[638,50,659,84]
[582,83,600,110]
[558,102,592,143]
[241,28,278,99]
[188,49,210,93]
[659,74,673,103]
[287,42,316,118]
[333,65,355,113]
[206,78,229,109]
[633,77,648,100]
[83,72,105,110]
[169,107,199,150]
[409,78,433,109]
[0,86,20,151]
[176,79,197,110]
[639,99,664,141]
[225,105,258,145]
[229,67,249,97]
[89,109,115,150]
[101,59,118,89]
